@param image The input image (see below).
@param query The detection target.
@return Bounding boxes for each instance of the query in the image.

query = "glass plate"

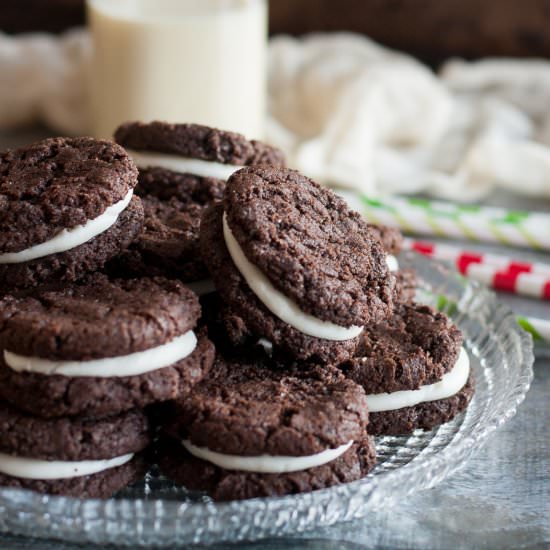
[0,253,534,546]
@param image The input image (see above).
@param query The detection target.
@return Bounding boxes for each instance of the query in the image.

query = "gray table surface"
[0,129,548,549]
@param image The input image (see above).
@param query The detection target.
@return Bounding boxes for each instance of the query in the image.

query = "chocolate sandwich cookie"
[0,274,215,418]
[338,302,474,435]
[158,436,375,502]
[112,121,285,288]
[202,226,410,359]
[200,205,360,363]
[0,137,143,290]
[158,354,376,501]
[200,167,395,363]
[0,401,150,498]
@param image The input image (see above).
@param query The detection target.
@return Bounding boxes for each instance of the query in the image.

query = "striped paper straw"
[405,238,550,300]
[403,238,550,275]
[357,194,550,250]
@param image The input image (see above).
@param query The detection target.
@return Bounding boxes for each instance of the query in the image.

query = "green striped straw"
[435,294,550,344]
[516,316,550,344]
[345,193,550,251]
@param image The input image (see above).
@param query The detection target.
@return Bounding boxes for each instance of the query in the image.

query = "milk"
[87,0,267,139]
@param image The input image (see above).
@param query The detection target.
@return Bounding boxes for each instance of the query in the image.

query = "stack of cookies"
[0,274,214,497]
[0,124,288,498]
[107,122,285,295]
[0,134,215,497]
[0,137,143,292]
[0,122,473,502]
[157,165,474,500]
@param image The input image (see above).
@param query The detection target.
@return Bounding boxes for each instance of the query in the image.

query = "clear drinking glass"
[87,0,267,139]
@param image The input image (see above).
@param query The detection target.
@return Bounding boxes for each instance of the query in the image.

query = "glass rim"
[87,0,266,23]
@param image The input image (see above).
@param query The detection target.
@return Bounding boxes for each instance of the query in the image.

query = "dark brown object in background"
[2,0,549,61]
[270,0,550,62]
[0,0,85,34]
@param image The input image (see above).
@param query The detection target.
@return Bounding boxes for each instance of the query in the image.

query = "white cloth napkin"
[0,29,90,135]
[2,29,550,200]
[268,33,550,200]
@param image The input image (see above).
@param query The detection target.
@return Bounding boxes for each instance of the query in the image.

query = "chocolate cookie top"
[114,121,285,167]
[0,137,138,254]
[224,167,394,326]
[338,303,463,394]
[0,402,151,461]
[164,354,369,457]
[0,273,200,360]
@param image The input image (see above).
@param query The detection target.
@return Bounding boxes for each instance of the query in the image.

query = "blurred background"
[3,0,550,203]
[3,0,550,61]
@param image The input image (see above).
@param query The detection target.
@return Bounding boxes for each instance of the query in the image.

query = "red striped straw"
[404,238,550,300]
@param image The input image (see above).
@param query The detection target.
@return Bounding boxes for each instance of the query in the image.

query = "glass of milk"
[87,0,267,139]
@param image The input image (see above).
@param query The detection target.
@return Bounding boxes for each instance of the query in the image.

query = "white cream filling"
[386,254,399,272]
[222,213,363,341]
[3,330,197,378]
[185,278,217,296]
[366,347,470,412]
[127,149,243,180]
[0,189,133,264]
[0,451,133,480]
[182,439,353,474]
